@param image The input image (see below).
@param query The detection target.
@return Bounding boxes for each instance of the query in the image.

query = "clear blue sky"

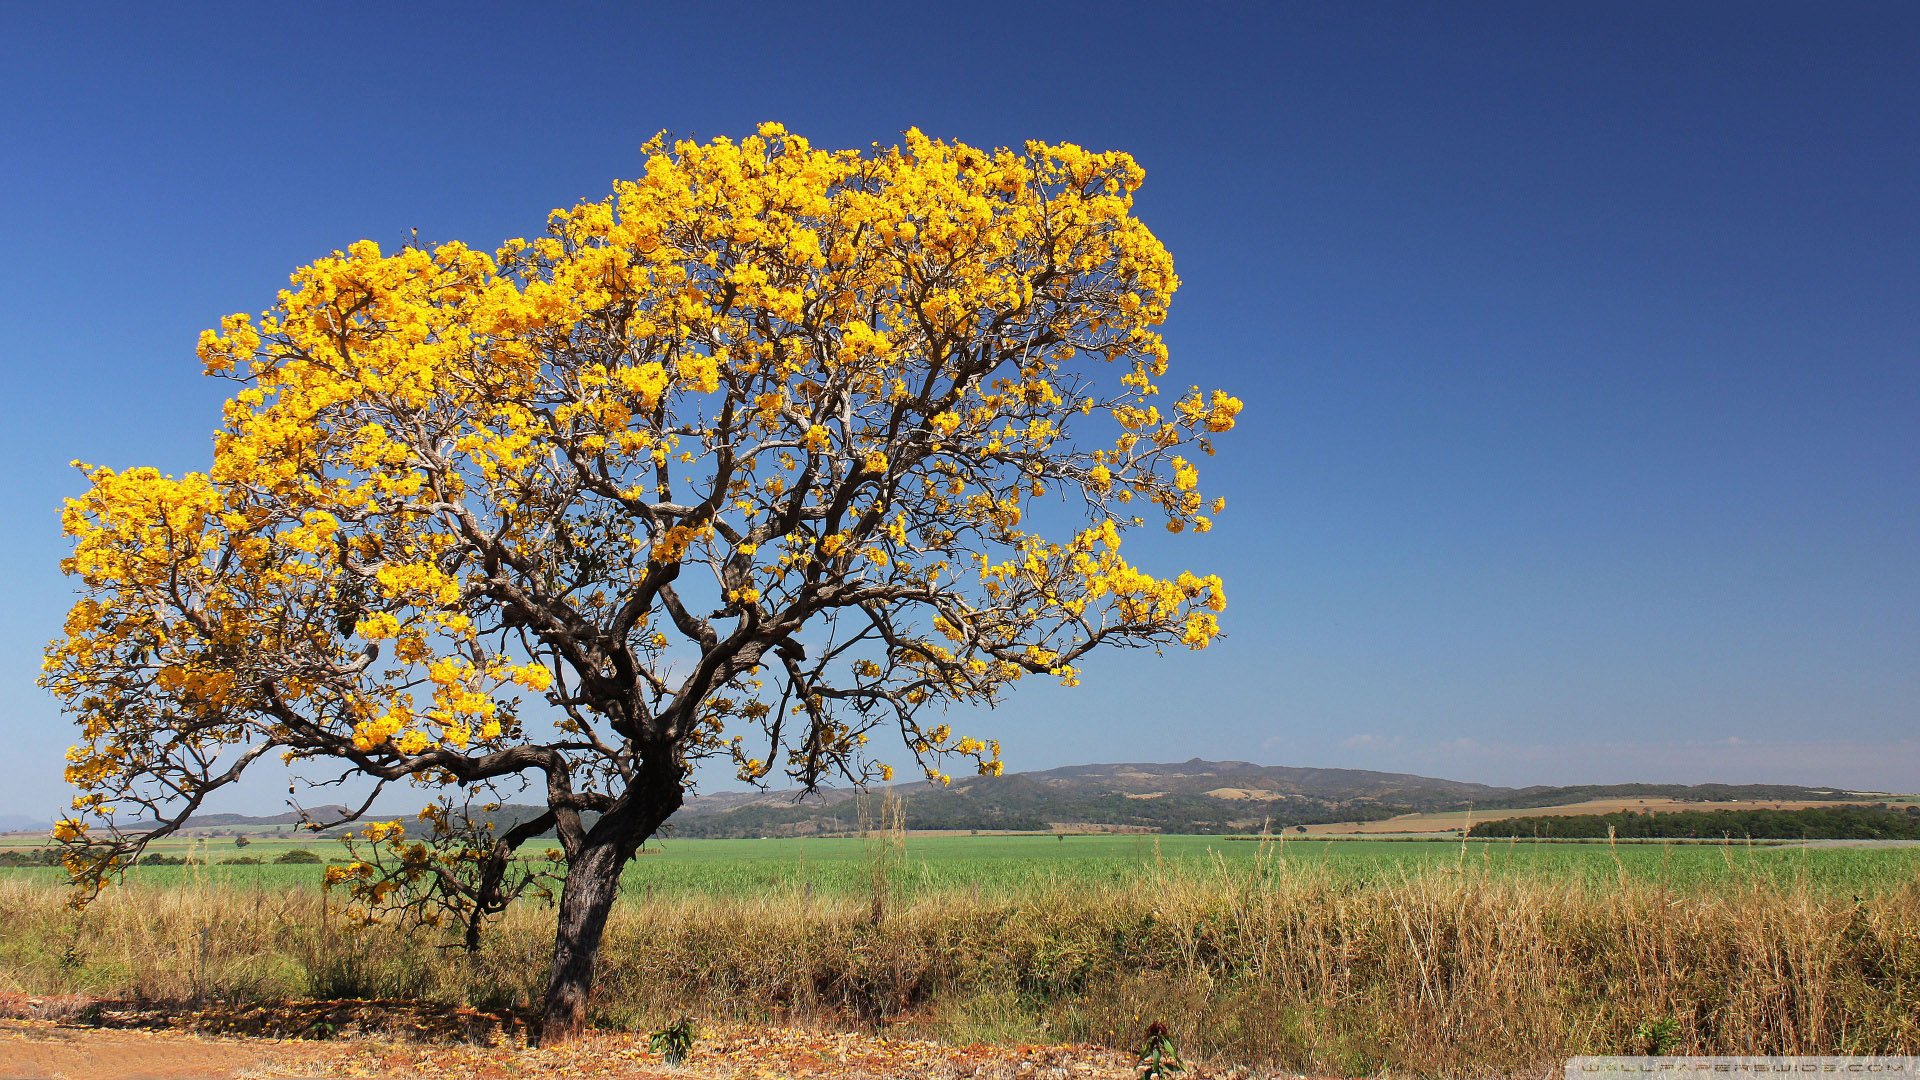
[2,2,1915,820]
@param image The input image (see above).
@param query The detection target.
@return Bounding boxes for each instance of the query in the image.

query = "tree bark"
[538,837,629,1043]
[537,785,681,1045]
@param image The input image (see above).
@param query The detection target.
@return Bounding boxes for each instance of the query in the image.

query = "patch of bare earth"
[0,1018,343,1080]
[0,997,1299,1079]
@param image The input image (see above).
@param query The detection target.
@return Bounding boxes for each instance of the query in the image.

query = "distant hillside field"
[1301,797,1872,835]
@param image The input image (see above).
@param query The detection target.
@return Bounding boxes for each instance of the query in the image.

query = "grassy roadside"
[2,842,1918,1076]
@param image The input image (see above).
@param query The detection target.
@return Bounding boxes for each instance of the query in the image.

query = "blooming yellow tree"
[43,124,1239,1042]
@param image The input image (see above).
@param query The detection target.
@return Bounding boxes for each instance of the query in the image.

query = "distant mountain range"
[9,760,1868,838]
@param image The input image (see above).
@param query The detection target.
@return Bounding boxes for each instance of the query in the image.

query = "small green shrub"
[649,1015,697,1066]
[1138,1020,1184,1078]
[1634,1016,1683,1055]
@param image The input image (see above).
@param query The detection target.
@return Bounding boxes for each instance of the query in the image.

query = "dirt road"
[0,1016,1282,1080]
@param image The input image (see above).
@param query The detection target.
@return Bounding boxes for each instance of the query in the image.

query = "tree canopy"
[43,124,1239,1039]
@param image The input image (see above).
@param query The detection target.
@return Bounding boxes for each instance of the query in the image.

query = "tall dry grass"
[1,845,1917,1076]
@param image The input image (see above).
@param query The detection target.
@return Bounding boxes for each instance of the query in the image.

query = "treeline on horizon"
[1468,805,1920,841]
[1472,782,1867,811]
[666,781,1868,839]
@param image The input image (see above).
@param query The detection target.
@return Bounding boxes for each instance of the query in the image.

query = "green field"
[5,831,1919,1072]
[4,831,1917,896]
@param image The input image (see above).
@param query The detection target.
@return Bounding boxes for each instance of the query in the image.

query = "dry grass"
[1,846,1917,1077]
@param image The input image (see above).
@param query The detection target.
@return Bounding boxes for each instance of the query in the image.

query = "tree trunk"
[536,785,680,1045]
[538,837,630,1044]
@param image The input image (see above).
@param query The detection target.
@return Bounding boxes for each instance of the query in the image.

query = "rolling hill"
[661,759,1861,837]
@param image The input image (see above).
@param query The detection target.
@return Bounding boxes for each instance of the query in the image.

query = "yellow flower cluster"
[43,123,1240,858]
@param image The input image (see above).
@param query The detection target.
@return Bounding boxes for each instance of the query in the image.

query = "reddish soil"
[0,1018,343,1079]
[0,997,1288,1079]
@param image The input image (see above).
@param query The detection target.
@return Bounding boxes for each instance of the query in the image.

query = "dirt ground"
[0,1020,342,1079]
[0,1013,1288,1080]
